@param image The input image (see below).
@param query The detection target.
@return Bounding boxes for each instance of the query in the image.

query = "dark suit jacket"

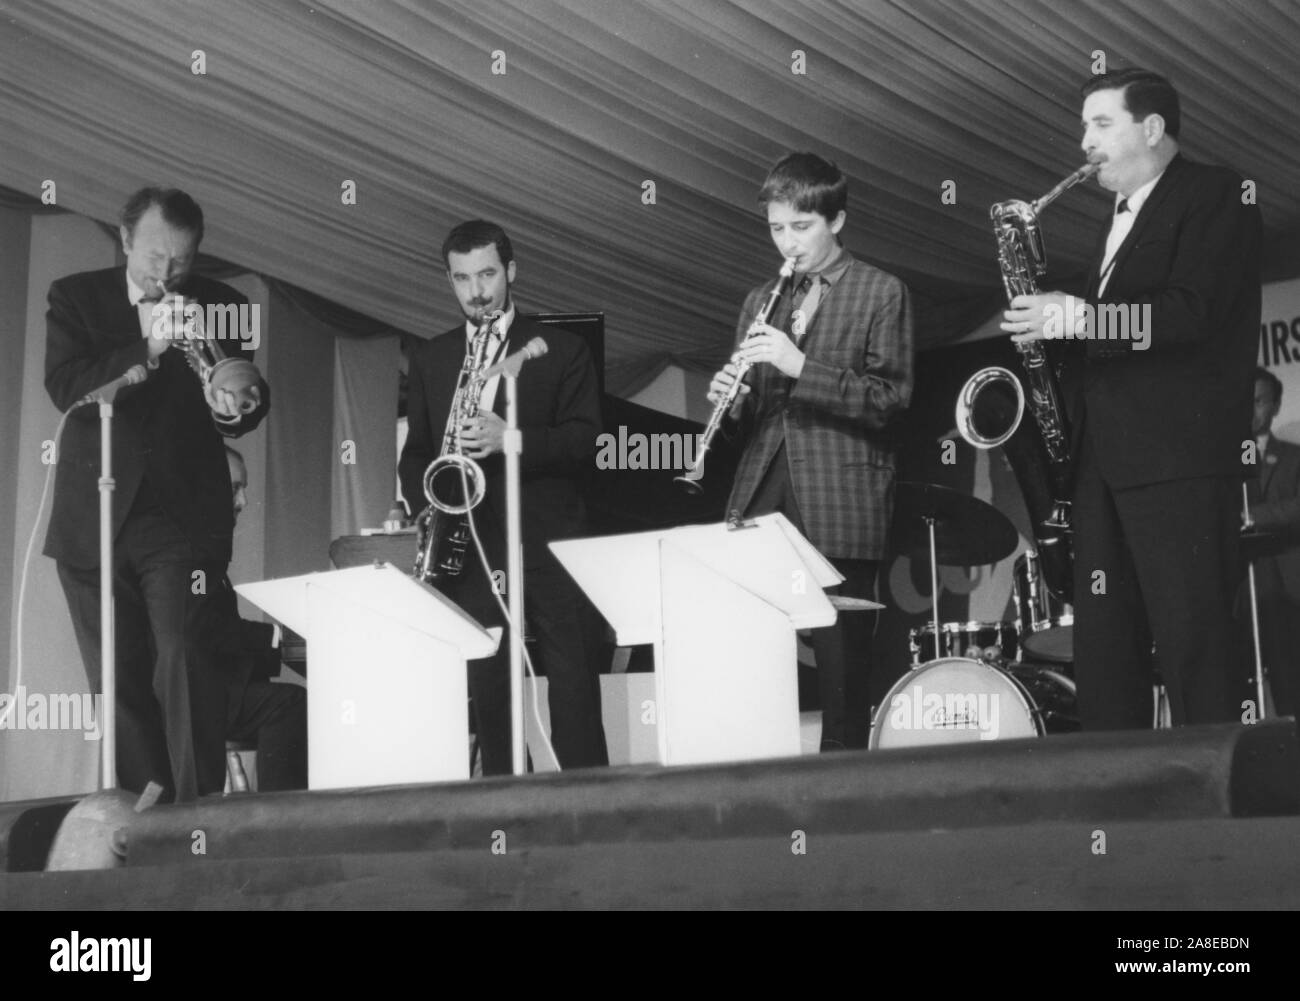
[398,313,600,571]
[1249,437,1300,603]
[43,267,269,569]
[727,255,914,560]
[1067,154,1262,489]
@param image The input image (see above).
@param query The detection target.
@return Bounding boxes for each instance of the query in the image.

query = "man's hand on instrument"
[206,382,260,423]
[146,324,171,359]
[459,411,506,458]
[1002,292,1085,342]
[143,299,180,359]
[736,321,805,378]
[707,359,750,407]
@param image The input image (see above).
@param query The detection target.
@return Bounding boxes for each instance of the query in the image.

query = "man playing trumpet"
[44,187,269,801]
[708,152,914,750]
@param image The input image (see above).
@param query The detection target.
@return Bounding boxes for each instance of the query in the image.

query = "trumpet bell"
[955,366,1025,449]
[207,356,263,414]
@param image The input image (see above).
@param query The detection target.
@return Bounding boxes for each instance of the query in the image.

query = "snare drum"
[869,657,1077,748]
[909,620,1018,665]
[1013,551,1073,663]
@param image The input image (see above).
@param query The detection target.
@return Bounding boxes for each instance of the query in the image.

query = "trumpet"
[160,290,263,423]
[675,257,796,494]
[413,309,499,583]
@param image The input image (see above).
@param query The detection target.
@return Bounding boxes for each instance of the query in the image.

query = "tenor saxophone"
[955,162,1098,601]
[413,310,500,583]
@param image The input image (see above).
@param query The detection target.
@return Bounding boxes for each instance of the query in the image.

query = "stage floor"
[2,719,1298,910]
[4,815,1300,910]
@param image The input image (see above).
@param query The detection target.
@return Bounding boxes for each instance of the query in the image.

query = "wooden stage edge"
[2,720,1298,909]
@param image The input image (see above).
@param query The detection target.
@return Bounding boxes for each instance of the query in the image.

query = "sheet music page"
[758,512,844,588]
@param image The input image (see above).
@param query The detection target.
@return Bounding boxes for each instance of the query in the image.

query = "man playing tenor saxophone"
[1002,69,1262,729]
[707,152,915,750]
[399,220,607,774]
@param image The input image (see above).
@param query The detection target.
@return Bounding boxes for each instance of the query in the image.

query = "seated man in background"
[210,446,308,791]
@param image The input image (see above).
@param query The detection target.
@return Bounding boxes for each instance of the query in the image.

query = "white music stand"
[237,563,497,789]
[551,514,841,766]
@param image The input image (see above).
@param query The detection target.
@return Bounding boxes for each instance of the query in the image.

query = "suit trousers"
[56,494,230,802]
[444,544,608,776]
[1072,431,1242,729]
[227,681,308,792]
[746,442,880,749]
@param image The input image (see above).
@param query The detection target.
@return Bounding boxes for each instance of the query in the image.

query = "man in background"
[215,446,307,791]
[1243,368,1300,717]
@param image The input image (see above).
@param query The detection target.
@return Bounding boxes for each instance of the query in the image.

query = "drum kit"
[868,481,1079,749]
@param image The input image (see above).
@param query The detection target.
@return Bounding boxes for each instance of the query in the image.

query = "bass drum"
[869,657,1078,749]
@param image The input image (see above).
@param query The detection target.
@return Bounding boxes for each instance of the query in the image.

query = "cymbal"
[892,481,1019,566]
[828,595,886,612]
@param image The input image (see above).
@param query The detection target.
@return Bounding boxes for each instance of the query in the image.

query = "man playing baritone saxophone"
[709,152,914,750]
[1003,69,1262,728]
[398,220,608,774]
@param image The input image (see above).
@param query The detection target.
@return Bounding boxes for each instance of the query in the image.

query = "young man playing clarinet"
[708,152,915,750]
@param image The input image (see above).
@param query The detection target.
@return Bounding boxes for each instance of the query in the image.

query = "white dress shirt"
[1098,170,1165,296]
[127,272,166,368]
[465,303,514,413]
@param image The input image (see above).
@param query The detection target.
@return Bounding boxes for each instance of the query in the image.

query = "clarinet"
[675,257,796,494]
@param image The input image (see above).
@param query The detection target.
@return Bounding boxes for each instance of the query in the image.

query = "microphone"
[78,365,148,407]
[481,337,548,379]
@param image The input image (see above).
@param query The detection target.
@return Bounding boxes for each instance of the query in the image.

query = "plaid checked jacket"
[726,254,914,560]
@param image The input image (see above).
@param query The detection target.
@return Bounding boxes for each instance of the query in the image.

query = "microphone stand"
[97,400,118,789]
[503,373,527,776]
[1241,482,1267,719]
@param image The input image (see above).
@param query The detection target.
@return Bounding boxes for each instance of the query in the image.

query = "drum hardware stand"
[924,515,941,666]
[1241,482,1268,719]
[1152,679,1170,730]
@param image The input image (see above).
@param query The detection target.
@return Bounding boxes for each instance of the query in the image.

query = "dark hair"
[1081,69,1181,140]
[120,187,205,243]
[1256,367,1283,407]
[758,152,848,221]
[441,220,514,270]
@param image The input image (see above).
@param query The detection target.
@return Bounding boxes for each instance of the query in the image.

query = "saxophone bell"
[422,452,486,516]
[955,366,1024,449]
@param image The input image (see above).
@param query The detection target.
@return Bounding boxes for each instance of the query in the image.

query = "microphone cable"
[456,461,561,771]
[3,408,73,730]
